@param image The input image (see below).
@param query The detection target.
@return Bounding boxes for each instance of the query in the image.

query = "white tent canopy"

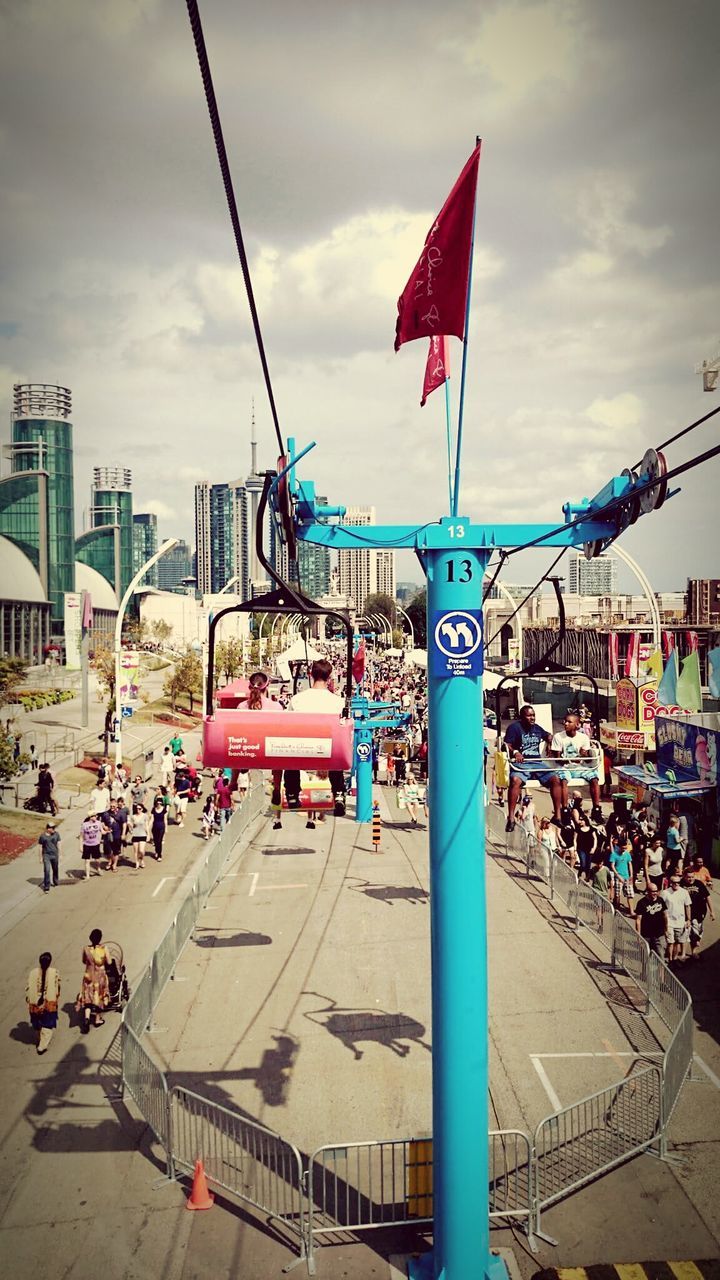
[274,637,324,682]
[406,648,427,668]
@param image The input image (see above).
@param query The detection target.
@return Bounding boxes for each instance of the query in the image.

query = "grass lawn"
[56,765,97,792]
[0,806,48,864]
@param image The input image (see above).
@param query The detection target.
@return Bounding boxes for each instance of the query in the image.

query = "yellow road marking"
[668,1263,706,1280]
[557,1270,589,1280]
[616,1265,652,1280]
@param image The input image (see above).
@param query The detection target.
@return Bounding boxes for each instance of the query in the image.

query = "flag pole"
[444,353,454,514]
[451,137,481,518]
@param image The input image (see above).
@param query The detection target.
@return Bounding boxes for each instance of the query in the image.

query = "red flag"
[394,142,481,353]
[624,631,640,680]
[81,590,93,631]
[420,335,449,407]
[352,640,365,685]
[662,630,675,661]
[607,631,619,680]
[686,630,699,653]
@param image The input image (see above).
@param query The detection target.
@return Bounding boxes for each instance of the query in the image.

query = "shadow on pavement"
[347,878,429,906]
[194,928,272,948]
[261,846,315,856]
[302,991,431,1061]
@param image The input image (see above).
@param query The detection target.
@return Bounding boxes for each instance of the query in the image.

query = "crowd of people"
[500,704,716,966]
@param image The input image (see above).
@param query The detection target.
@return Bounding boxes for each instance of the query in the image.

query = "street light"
[114,538,178,767]
[370,612,390,647]
[395,603,415,649]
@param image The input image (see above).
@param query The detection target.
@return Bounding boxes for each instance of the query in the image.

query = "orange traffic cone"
[186,1158,214,1210]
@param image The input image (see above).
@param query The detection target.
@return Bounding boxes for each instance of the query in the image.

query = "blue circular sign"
[356,741,372,761]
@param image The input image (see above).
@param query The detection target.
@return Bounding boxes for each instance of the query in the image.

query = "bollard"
[372,802,382,852]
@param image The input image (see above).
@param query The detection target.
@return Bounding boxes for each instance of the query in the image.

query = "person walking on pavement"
[172,766,191,827]
[38,821,61,893]
[79,810,104,878]
[148,796,167,861]
[36,763,57,816]
[26,952,61,1054]
[683,866,715,959]
[129,803,148,868]
[160,747,175,790]
[78,929,110,1033]
[634,883,670,958]
[661,875,692,963]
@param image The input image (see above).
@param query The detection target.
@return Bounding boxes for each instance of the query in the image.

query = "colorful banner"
[63,592,82,670]
[119,650,141,703]
[656,716,719,787]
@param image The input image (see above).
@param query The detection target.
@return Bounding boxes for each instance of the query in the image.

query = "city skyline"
[2,1,719,596]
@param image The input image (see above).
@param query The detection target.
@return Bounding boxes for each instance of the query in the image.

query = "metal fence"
[123,782,267,1035]
[114,788,695,1268]
[121,1021,171,1164]
[171,1086,307,1258]
[611,912,650,1011]
[306,1129,533,1267]
[533,1063,663,1234]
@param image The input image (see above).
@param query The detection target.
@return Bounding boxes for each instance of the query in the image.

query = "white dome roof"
[75,562,119,612]
[0,535,46,603]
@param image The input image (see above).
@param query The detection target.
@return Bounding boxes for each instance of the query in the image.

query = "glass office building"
[76,526,119,593]
[0,384,75,622]
[133,513,158,585]
[90,467,133,598]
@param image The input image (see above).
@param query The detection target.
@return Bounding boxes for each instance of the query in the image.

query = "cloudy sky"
[1,0,718,594]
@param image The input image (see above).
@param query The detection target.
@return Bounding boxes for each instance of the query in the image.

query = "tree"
[215,637,243,683]
[123,617,149,648]
[405,588,427,647]
[90,646,117,756]
[363,593,397,626]
[0,658,28,779]
[151,619,173,647]
[164,648,203,713]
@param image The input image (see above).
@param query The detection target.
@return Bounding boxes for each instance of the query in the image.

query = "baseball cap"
[46,821,56,828]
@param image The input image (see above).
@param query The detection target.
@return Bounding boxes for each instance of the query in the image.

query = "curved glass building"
[0,384,75,622]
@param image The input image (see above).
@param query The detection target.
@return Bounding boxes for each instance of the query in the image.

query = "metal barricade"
[526,834,551,884]
[170,1086,306,1259]
[506,824,529,862]
[647,953,693,1124]
[485,802,508,849]
[572,880,614,951]
[549,853,577,907]
[125,964,153,1036]
[662,1004,694,1125]
[175,889,199,952]
[306,1130,533,1266]
[611,912,650,1011]
[151,920,178,1010]
[121,1021,171,1166]
[533,1064,662,1234]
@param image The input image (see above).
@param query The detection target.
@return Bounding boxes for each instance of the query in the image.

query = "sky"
[1,0,719,595]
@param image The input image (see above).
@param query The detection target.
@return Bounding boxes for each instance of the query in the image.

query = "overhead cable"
[185,0,285,456]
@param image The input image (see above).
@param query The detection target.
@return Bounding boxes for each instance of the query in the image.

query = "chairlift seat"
[497,739,604,789]
[280,771,335,811]
[202,709,354,771]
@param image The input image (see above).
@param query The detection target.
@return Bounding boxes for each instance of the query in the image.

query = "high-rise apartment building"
[337,507,396,613]
[133,513,158,585]
[195,480,250,596]
[157,539,192,591]
[0,383,75,621]
[567,552,616,596]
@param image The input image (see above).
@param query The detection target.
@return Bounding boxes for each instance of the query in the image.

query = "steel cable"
[185,0,284,456]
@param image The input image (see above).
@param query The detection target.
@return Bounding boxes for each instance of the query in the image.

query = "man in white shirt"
[285,659,346,816]
[661,876,692,963]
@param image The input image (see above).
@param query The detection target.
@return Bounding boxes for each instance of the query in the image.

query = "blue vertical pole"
[409,537,507,1280]
[355,723,374,824]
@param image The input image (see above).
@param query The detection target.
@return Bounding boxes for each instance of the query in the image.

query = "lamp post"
[396,602,415,649]
[114,539,178,767]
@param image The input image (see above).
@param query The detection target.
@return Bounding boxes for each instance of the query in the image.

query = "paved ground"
[1,685,719,1279]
